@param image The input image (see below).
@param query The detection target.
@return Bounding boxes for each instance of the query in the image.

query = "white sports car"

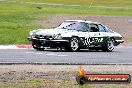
[28,20,124,52]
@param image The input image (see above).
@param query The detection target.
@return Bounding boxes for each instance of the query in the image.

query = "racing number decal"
[81,37,90,46]
[81,37,104,46]
[91,37,103,43]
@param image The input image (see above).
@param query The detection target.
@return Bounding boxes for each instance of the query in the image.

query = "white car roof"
[65,20,99,24]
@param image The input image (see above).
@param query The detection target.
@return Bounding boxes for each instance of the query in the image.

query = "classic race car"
[27,20,124,52]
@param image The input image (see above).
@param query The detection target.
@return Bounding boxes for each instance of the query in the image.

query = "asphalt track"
[0,45,132,65]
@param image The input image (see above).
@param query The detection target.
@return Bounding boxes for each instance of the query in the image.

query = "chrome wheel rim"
[70,38,79,51]
[108,39,114,51]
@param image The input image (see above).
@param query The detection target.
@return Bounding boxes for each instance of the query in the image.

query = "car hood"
[35,28,75,36]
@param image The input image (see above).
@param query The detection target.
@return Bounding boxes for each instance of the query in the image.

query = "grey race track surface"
[0,46,132,65]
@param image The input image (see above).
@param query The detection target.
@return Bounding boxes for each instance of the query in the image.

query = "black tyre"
[102,38,115,52]
[65,37,80,52]
[36,47,45,51]
[32,42,45,51]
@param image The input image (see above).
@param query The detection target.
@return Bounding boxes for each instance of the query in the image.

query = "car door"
[88,24,105,47]
[97,24,109,45]
[73,22,90,47]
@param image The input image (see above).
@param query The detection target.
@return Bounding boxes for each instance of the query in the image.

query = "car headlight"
[54,34,63,39]
[29,29,42,37]
[29,32,36,37]
[29,32,33,36]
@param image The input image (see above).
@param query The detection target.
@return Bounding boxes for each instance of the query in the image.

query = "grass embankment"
[0,0,132,44]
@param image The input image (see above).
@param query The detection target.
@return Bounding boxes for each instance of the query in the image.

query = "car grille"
[35,35,53,40]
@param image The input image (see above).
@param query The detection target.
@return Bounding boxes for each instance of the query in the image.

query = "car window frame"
[89,23,100,32]
[98,24,107,32]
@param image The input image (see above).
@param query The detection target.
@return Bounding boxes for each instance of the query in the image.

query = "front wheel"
[102,38,115,52]
[32,42,45,51]
[65,37,80,52]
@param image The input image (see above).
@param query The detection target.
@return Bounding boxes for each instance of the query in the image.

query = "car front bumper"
[115,39,124,46]
[28,37,69,48]
[115,40,124,43]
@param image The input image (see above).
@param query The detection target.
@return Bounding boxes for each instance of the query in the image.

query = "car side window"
[89,24,99,32]
[80,22,89,32]
[63,22,89,32]
[98,24,106,32]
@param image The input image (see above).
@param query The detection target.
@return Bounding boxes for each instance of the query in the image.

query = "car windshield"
[57,21,89,32]
[103,25,115,33]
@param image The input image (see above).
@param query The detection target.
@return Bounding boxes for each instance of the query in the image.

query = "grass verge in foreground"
[0,65,132,88]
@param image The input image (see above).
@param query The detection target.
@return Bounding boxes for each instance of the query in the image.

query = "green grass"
[25,79,43,84]
[15,0,132,8]
[0,2,47,44]
[0,0,132,44]
[0,81,122,88]
[0,79,44,88]
[0,79,121,88]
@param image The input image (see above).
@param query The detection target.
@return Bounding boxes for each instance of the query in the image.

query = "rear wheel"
[65,37,80,52]
[102,38,115,52]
